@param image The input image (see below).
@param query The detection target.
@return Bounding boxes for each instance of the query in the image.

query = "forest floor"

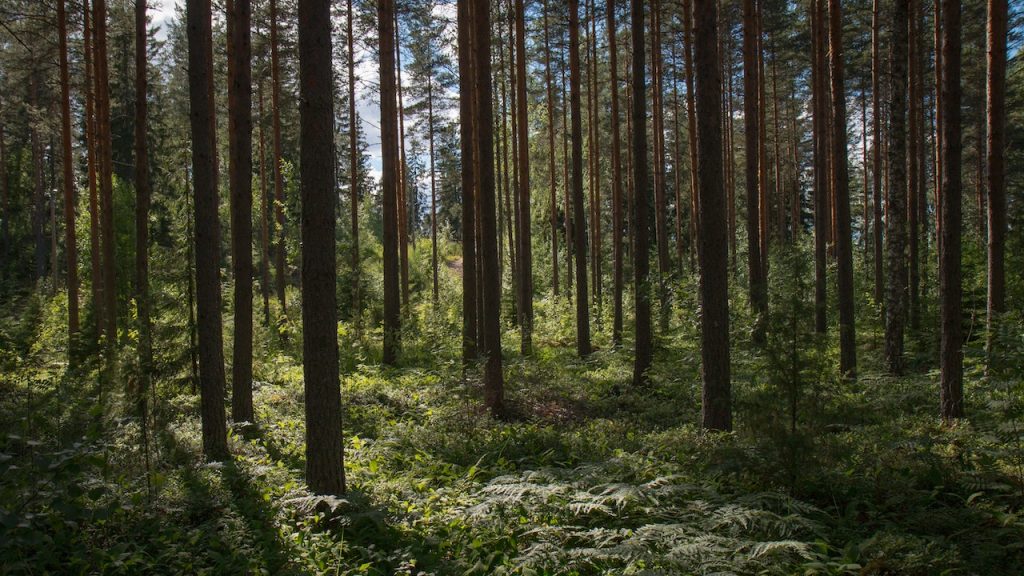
[2,281,1024,575]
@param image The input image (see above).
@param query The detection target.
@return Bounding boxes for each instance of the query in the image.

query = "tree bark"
[631,0,651,385]
[569,0,592,357]
[471,0,506,415]
[380,0,402,365]
[228,0,253,423]
[458,0,478,364]
[95,0,117,342]
[939,0,963,421]
[607,0,624,346]
[544,0,559,297]
[298,0,345,495]
[270,0,287,314]
[186,0,228,461]
[58,0,79,336]
[986,0,1007,351]
[83,0,103,329]
[347,0,360,328]
[694,0,731,431]
[885,0,908,375]
[743,0,766,343]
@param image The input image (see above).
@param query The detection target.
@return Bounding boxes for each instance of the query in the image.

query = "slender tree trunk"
[543,0,559,297]
[395,12,411,313]
[31,79,46,284]
[811,0,828,334]
[270,0,287,313]
[631,0,651,384]
[347,0,360,328]
[83,0,103,329]
[828,0,857,378]
[885,0,908,375]
[58,0,79,336]
[469,0,505,415]
[298,0,345,494]
[871,0,884,309]
[743,0,766,343]
[569,0,591,357]
[939,0,963,421]
[186,0,228,461]
[683,0,699,264]
[933,0,943,254]
[694,0,730,432]
[458,0,478,363]
[562,54,574,294]
[607,0,624,346]
[381,0,401,365]
[257,75,271,325]
[228,0,253,423]
[671,43,685,270]
[908,0,922,332]
[588,0,601,306]
[428,78,439,303]
[986,0,1007,352]
[725,26,737,271]
[133,0,153,458]
[514,0,531,353]
[95,0,117,342]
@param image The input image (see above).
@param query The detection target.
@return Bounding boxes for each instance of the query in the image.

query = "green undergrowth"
[2,271,1024,575]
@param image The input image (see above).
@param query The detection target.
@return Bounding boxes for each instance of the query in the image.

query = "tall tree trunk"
[258,75,271,325]
[347,0,360,328]
[683,0,699,263]
[694,0,730,431]
[587,0,601,306]
[395,12,411,314]
[186,0,228,461]
[939,0,963,421]
[458,0,478,363]
[58,0,79,336]
[885,0,908,375]
[298,0,345,495]
[31,79,46,284]
[428,77,439,303]
[607,0,624,346]
[83,0,103,329]
[228,0,253,423]
[270,0,287,314]
[908,0,922,332]
[631,0,651,385]
[543,0,559,297]
[650,0,671,332]
[743,0,766,343]
[514,0,532,353]
[95,0,117,342]
[469,0,505,415]
[828,0,857,378]
[380,0,401,365]
[725,26,737,270]
[133,0,153,471]
[871,0,884,310]
[986,0,1007,353]
[569,0,592,357]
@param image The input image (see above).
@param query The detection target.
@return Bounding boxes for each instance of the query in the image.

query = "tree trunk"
[743,0,766,343]
[133,0,153,469]
[298,0,345,495]
[543,0,559,297]
[939,0,963,421]
[458,0,478,364]
[607,0,624,346]
[258,74,271,325]
[694,0,731,431]
[871,0,884,310]
[31,78,46,284]
[83,0,103,330]
[95,0,117,342]
[569,0,592,357]
[186,0,228,461]
[428,77,438,303]
[683,0,699,263]
[58,0,79,336]
[986,0,1007,352]
[270,0,287,314]
[228,0,253,423]
[470,0,505,415]
[908,0,922,332]
[380,0,401,365]
[515,0,532,353]
[631,0,651,385]
[885,0,908,375]
[395,12,411,314]
[828,0,857,379]
[347,0,360,329]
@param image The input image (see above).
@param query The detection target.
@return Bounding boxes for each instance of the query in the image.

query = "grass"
[2,260,1024,575]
